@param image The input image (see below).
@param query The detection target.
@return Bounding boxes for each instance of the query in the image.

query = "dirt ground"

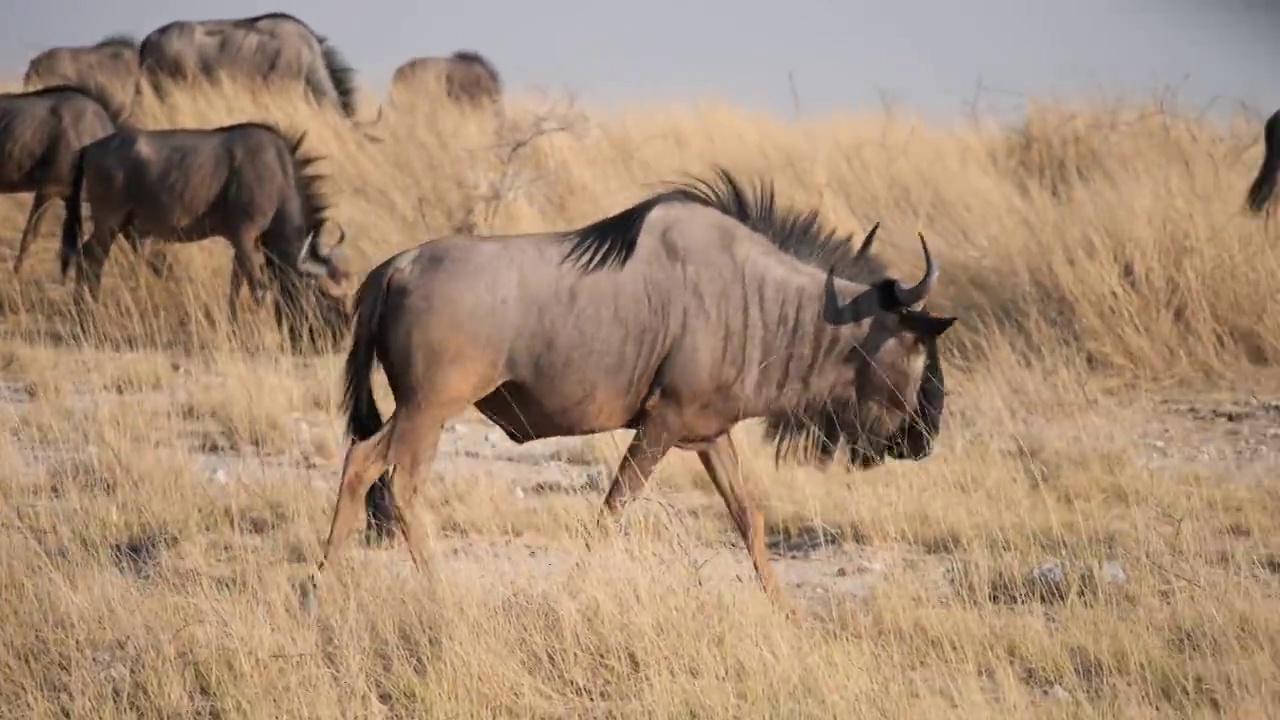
[5,359,1275,615]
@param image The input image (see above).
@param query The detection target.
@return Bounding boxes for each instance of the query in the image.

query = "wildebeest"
[387,50,503,109]
[22,35,142,118]
[311,169,958,609]
[1245,108,1280,214]
[0,84,135,276]
[140,13,355,116]
[59,121,354,346]
[137,13,385,140]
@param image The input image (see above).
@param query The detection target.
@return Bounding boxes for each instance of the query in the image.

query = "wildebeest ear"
[898,309,957,338]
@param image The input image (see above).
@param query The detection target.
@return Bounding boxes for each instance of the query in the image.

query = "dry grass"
[0,74,1278,718]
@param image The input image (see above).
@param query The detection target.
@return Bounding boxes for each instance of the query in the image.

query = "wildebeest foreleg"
[12,189,55,276]
[598,418,677,527]
[698,436,789,609]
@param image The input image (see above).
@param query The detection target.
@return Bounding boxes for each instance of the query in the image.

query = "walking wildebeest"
[59,121,354,346]
[138,12,383,136]
[1245,108,1280,215]
[388,50,502,109]
[0,84,136,276]
[312,169,958,610]
[22,35,141,119]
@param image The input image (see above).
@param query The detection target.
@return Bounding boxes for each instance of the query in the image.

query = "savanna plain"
[0,76,1278,719]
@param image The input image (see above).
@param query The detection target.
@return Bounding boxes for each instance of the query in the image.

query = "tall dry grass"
[0,76,1278,717]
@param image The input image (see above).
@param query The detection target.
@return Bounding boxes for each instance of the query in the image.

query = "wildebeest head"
[270,223,356,351]
[649,169,957,470]
[805,230,957,468]
[753,216,956,471]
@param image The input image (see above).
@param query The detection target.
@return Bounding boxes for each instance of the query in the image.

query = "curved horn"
[853,221,881,257]
[296,232,330,279]
[890,232,938,309]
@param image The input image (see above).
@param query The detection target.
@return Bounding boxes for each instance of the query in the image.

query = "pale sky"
[3,0,1278,121]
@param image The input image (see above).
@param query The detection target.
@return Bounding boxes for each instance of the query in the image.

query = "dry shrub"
[0,72,1277,717]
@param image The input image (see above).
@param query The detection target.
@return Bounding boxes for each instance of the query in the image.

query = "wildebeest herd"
[4,11,1279,612]
[4,11,502,345]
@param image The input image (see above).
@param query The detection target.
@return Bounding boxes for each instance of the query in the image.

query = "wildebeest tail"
[342,263,395,441]
[59,149,88,280]
[1247,108,1280,213]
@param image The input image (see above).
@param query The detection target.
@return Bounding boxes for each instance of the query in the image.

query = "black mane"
[234,14,358,118]
[96,34,139,49]
[317,40,358,118]
[451,50,502,90]
[562,167,888,283]
[247,12,309,25]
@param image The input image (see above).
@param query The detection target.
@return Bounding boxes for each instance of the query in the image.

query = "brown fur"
[314,170,958,611]
[388,50,502,108]
[0,84,130,275]
[22,36,141,119]
[58,121,352,346]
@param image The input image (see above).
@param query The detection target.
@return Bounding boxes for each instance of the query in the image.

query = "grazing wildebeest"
[0,84,135,276]
[312,169,958,609]
[59,121,354,344]
[388,50,503,108]
[137,12,379,132]
[22,35,142,118]
[1245,108,1280,214]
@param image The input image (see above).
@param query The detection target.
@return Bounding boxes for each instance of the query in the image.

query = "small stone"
[1045,684,1071,701]
[835,566,849,577]
[1101,560,1127,585]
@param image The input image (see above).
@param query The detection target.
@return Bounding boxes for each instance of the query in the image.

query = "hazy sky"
[3,0,1279,121]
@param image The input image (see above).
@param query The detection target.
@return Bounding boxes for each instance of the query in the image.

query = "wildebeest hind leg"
[75,222,119,303]
[12,189,54,276]
[316,406,452,577]
[316,416,398,575]
[698,436,791,612]
[380,414,447,575]
[228,232,266,306]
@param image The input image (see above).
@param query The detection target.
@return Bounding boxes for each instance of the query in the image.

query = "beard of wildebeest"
[261,222,353,351]
[264,254,350,354]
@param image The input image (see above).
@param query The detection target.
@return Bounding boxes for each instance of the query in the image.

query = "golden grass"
[1,75,1279,717]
